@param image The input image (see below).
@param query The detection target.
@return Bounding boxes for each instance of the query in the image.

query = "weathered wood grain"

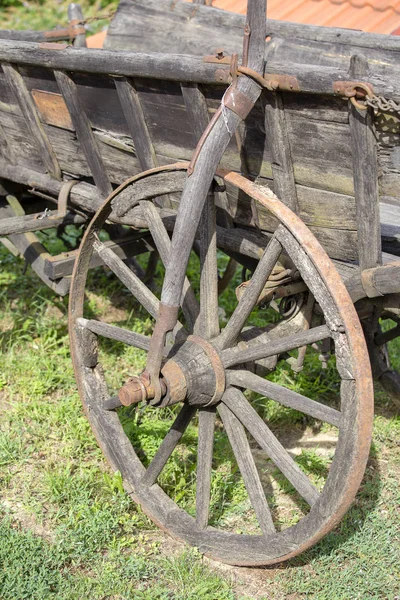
[349,55,381,271]
[54,70,113,197]
[2,63,61,179]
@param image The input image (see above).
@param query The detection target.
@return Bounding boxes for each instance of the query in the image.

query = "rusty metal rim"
[69,163,374,566]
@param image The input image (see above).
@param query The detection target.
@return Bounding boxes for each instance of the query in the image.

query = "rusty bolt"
[215,48,225,60]
[118,372,166,406]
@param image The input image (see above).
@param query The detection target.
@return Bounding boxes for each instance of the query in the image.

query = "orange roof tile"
[212,0,400,33]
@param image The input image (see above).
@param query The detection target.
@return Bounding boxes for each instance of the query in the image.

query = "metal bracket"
[333,80,374,98]
[49,179,80,220]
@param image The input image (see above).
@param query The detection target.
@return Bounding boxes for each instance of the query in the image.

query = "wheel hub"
[117,335,226,408]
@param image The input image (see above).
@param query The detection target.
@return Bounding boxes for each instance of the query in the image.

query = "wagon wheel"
[69,164,374,566]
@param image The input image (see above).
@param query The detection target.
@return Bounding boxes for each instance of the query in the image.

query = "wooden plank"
[54,70,113,197]
[44,233,156,279]
[114,77,158,170]
[0,198,70,295]
[106,0,400,57]
[349,54,381,271]
[0,40,399,98]
[2,63,61,179]
[262,91,298,212]
[0,210,85,236]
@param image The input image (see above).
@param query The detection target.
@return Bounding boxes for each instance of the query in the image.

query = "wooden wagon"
[1,0,399,566]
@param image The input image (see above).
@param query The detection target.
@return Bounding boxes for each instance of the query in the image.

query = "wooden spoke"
[198,193,219,339]
[222,388,320,507]
[196,407,216,530]
[141,201,199,330]
[218,257,237,296]
[77,318,152,352]
[93,238,159,318]
[227,370,341,428]
[218,399,275,536]
[215,233,283,350]
[142,404,196,487]
[103,396,123,411]
[222,325,331,368]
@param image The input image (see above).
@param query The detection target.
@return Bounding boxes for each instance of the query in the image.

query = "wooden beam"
[349,54,381,270]
[54,69,113,197]
[2,63,61,179]
[262,91,298,213]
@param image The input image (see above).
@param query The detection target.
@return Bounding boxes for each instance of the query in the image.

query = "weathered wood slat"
[2,63,61,179]
[216,235,283,350]
[141,200,200,331]
[222,387,320,507]
[262,91,298,213]
[44,233,155,279]
[218,400,275,536]
[142,404,196,487]
[93,238,159,317]
[69,3,87,49]
[0,40,398,99]
[105,0,400,60]
[0,198,70,295]
[0,210,85,236]
[227,370,341,427]
[349,55,382,271]
[196,407,216,530]
[222,325,331,368]
[54,70,113,197]
[114,77,158,170]
[77,318,151,351]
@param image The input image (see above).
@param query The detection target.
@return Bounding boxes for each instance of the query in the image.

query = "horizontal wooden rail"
[0,210,86,236]
[0,40,398,98]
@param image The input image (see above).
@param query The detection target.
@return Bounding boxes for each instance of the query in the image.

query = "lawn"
[0,2,399,599]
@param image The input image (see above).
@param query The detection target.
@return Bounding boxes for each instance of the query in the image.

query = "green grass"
[0,0,118,35]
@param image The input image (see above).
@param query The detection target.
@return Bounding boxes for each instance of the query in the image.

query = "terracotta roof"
[212,0,400,33]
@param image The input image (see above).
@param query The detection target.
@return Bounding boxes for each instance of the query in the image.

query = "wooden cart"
[1,0,399,566]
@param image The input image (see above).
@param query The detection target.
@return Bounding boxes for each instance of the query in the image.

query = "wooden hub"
[118,336,226,408]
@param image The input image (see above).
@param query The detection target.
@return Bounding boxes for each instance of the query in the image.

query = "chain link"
[366,94,400,117]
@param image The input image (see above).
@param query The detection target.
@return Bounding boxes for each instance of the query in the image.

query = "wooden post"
[349,54,381,270]
[68,3,87,48]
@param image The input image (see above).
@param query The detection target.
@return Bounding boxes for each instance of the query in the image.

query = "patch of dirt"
[86,290,130,323]
[1,497,54,541]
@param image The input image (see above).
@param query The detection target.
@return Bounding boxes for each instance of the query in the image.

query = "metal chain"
[366,94,400,117]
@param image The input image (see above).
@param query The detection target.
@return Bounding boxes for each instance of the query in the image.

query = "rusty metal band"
[222,86,255,120]
[188,335,226,406]
[361,268,384,298]
[44,23,86,39]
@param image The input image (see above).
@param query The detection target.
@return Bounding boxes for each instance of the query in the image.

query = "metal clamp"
[50,179,80,220]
